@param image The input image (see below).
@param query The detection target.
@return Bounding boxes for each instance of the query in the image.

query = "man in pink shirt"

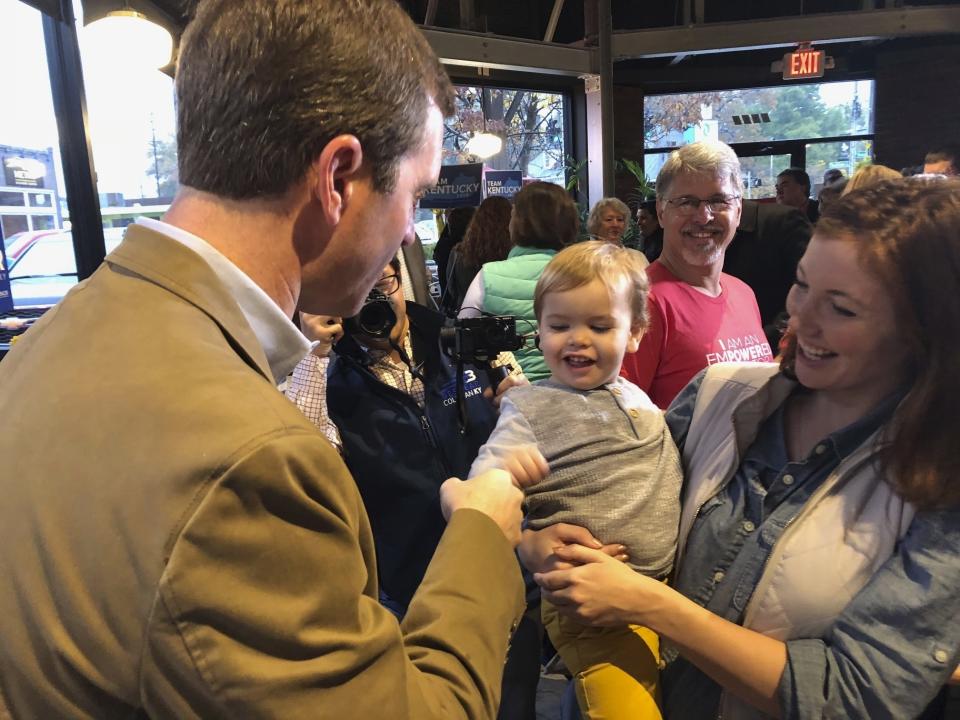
[621,141,773,408]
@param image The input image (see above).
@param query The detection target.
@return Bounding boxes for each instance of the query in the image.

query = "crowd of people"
[1,2,958,719]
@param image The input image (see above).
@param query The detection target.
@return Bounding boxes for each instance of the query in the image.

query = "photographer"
[288,256,525,613]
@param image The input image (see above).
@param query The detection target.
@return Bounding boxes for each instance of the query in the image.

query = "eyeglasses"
[373,273,401,296]
[665,195,741,216]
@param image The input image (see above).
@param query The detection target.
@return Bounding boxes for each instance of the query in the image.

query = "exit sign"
[782,48,825,80]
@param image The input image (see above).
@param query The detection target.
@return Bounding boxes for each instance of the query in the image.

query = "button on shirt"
[672,392,892,628]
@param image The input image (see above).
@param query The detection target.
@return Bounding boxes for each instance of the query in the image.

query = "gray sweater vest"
[511,380,682,578]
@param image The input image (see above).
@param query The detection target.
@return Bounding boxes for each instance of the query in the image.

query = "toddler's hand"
[500,445,549,489]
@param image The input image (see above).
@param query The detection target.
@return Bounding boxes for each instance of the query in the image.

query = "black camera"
[343,289,397,340]
[439,315,523,364]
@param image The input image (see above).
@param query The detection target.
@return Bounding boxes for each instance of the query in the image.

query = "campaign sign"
[0,244,13,313]
[485,170,522,199]
[419,163,483,209]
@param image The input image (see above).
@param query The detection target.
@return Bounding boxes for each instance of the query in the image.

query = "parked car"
[5,227,125,309]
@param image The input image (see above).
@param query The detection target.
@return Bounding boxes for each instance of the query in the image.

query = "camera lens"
[357,301,394,338]
[343,289,397,340]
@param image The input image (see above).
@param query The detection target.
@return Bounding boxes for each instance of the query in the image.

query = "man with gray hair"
[0,1,529,718]
[621,140,772,408]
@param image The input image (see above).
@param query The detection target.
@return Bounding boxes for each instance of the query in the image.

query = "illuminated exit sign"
[774,44,833,80]
[784,48,824,79]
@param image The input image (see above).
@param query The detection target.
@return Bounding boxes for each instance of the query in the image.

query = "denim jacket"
[661,366,960,720]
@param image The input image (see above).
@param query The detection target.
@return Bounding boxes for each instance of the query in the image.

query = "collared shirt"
[661,371,960,719]
[364,333,426,407]
[284,354,341,449]
[672,387,898,628]
[136,217,310,383]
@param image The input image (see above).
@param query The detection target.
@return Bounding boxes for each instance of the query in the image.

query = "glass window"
[76,3,177,232]
[806,139,873,196]
[0,191,25,206]
[1,0,72,309]
[644,152,669,190]
[1,215,28,239]
[443,85,566,185]
[32,215,56,230]
[645,80,874,149]
[739,154,793,199]
[8,232,76,278]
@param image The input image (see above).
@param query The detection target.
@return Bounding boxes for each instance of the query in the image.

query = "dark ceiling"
[123,0,960,42]
[85,0,960,90]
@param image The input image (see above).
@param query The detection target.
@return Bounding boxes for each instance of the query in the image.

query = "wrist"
[637,580,702,639]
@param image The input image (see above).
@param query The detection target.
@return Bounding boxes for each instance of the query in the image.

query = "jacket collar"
[106,224,274,383]
[507,245,557,259]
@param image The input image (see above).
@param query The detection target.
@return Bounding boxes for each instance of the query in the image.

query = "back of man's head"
[823,168,844,185]
[655,140,743,199]
[175,0,454,200]
[923,144,960,176]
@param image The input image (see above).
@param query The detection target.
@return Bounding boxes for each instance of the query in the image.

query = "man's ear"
[626,322,645,353]
[309,135,364,227]
[655,198,666,226]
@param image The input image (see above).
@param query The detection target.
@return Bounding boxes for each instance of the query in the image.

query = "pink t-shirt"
[621,261,773,409]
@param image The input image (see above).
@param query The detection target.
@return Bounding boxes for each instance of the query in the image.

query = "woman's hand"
[518,523,626,575]
[535,545,668,628]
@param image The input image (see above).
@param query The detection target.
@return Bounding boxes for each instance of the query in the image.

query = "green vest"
[482,246,556,382]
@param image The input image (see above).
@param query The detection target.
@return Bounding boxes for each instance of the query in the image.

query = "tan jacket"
[0,226,524,718]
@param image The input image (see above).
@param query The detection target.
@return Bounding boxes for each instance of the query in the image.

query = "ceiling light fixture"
[83,10,173,72]
[465,132,503,160]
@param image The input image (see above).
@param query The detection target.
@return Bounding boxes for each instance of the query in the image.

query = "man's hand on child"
[440,469,525,547]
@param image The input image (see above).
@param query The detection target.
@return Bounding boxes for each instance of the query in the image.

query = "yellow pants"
[542,599,662,720]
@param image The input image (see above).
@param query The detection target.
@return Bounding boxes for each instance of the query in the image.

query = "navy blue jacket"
[326,303,501,608]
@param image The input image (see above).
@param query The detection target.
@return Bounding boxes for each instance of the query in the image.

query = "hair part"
[534,240,650,330]
[586,197,630,237]
[510,182,579,250]
[656,140,743,200]
[460,196,513,267]
[780,177,960,510]
[175,0,454,199]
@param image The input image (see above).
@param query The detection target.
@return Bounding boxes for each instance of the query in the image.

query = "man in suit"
[0,1,531,718]
[723,199,813,349]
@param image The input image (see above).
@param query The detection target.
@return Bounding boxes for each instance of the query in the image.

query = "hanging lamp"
[83,9,173,72]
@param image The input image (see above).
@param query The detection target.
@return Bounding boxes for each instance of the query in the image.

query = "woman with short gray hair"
[586,197,631,245]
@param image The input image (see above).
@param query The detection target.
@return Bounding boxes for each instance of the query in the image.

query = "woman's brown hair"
[509,182,579,250]
[780,178,960,509]
[460,197,513,267]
